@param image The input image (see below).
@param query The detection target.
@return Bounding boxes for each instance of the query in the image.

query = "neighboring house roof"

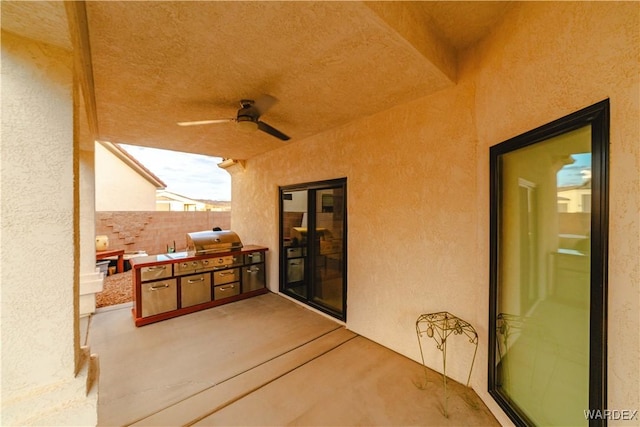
[156,190,204,205]
[558,178,592,191]
[98,141,167,189]
[156,191,231,211]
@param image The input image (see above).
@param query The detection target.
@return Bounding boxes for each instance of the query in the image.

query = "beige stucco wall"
[469,2,639,421]
[1,31,97,424]
[95,142,157,211]
[231,2,639,424]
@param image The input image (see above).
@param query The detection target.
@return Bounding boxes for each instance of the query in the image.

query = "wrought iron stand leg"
[416,324,429,388]
[467,339,478,387]
[442,337,448,418]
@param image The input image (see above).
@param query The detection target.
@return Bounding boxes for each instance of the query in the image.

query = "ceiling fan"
[177,95,290,141]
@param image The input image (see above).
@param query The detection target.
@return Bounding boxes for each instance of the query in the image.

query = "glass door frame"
[488,100,609,426]
[279,178,347,321]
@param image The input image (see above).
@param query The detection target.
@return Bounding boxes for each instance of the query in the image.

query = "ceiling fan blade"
[253,94,278,116]
[177,118,235,126]
[258,121,290,141]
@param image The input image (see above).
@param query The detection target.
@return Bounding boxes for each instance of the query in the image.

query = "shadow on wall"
[96,211,231,255]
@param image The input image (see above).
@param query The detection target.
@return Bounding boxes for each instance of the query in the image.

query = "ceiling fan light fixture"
[236,116,258,132]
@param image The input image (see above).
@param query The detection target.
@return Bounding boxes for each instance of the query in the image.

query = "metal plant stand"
[496,313,526,392]
[415,312,478,417]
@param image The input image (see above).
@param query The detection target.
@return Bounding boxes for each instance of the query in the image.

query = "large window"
[489,101,609,426]
[279,178,347,320]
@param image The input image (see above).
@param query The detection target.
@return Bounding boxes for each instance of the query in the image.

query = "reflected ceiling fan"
[177,94,290,141]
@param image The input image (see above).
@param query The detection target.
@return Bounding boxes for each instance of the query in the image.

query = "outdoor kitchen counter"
[129,245,268,268]
[130,245,268,326]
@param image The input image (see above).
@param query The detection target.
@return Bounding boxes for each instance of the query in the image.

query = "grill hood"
[187,230,243,256]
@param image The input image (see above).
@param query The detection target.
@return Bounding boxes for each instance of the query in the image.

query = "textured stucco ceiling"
[2,1,512,160]
[1,1,70,50]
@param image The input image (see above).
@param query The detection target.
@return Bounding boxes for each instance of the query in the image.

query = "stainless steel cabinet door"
[180,273,211,308]
[242,264,265,292]
[286,258,304,283]
[141,279,177,317]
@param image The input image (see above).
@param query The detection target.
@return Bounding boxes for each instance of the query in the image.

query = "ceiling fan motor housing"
[238,101,259,120]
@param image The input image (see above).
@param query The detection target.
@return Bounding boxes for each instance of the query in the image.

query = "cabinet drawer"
[140,264,172,282]
[214,283,239,300]
[244,251,264,264]
[141,279,177,317]
[287,258,304,283]
[243,264,265,292]
[213,268,240,285]
[180,273,211,308]
[286,247,303,258]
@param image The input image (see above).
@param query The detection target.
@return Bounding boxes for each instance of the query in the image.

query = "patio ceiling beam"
[65,0,99,140]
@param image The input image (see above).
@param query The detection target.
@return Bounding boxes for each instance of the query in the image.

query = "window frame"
[278,177,348,321]
[488,100,609,426]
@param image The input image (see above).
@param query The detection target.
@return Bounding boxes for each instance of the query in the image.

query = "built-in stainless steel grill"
[186,230,243,256]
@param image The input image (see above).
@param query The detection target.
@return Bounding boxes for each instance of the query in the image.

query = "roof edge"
[97,141,167,189]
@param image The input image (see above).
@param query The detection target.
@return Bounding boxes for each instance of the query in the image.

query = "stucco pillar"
[1,31,98,425]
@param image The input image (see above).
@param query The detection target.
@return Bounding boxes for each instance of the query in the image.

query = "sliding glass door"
[489,101,609,426]
[280,178,347,320]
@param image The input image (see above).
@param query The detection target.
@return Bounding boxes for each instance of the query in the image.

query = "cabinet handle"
[219,271,235,276]
[246,267,260,273]
[148,266,167,270]
[220,284,235,291]
[188,277,205,283]
[149,283,170,290]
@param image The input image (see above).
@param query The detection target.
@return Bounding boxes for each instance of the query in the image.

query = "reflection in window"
[557,153,592,254]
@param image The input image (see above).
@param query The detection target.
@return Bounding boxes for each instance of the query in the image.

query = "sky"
[557,153,591,187]
[120,144,231,201]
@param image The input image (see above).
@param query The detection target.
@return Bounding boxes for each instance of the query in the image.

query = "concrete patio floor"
[87,293,499,426]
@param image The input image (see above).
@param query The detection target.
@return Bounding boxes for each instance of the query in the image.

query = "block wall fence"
[96,211,231,256]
